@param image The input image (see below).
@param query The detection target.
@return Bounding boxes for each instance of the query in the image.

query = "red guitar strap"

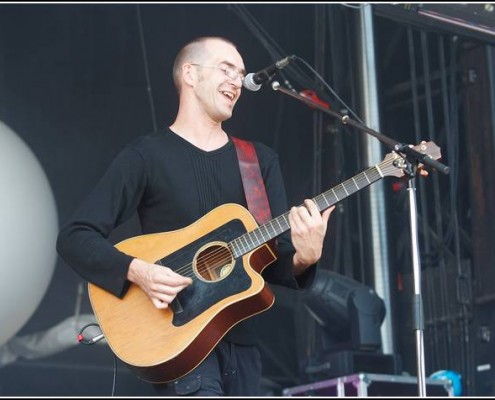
[231,136,272,225]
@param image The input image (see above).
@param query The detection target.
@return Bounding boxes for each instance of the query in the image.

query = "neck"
[171,93,233,151]
[170,118,228,152]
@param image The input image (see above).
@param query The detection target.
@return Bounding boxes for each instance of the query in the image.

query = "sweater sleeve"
[56,146,147,298]
[254,142,317,290]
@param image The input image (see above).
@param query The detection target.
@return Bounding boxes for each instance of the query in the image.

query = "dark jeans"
[152,340,262,396]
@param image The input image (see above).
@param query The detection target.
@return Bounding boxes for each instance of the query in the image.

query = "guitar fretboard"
[228,163,384,258]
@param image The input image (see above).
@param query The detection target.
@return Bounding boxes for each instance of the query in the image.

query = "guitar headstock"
[380,141,442,178]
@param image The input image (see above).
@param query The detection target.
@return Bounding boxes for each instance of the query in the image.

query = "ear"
[182,63,196,88]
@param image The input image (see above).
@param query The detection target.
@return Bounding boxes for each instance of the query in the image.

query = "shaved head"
[172,37,238,94]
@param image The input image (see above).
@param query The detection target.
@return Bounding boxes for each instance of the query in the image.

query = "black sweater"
[57,129,315,344]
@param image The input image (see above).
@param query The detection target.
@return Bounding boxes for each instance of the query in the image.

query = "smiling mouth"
[220,91,235,101]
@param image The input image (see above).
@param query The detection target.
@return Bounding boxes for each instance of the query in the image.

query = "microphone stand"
[270,80,450,397]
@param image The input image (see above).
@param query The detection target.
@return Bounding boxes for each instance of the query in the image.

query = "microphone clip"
[243,55,296,92]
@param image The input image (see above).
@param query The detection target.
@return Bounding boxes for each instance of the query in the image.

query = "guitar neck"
[229,163,384,258]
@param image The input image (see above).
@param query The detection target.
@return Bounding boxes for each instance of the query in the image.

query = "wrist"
[293,253,311,275]
[127,258,147,283]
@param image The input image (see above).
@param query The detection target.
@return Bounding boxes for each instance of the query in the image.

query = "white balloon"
[0,120,58,347]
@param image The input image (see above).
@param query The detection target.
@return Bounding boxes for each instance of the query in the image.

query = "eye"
[224,67,239,81]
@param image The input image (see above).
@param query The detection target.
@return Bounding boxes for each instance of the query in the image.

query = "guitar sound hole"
[194,242,234,282]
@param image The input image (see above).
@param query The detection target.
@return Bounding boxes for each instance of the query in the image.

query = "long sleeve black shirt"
[57,129,315,344]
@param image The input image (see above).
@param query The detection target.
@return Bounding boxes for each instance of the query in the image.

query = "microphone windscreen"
[242,73,262,92]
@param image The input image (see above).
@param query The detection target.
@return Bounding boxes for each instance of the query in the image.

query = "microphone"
[243,55,296,91]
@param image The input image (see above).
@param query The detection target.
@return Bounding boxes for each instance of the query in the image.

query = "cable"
[229,5,316,91]
[77,323,105,345]
[341,3,370,10]
[136,4,157,132]
[111,353,118,396]
[77,323,117,395]
[294,55,364,125]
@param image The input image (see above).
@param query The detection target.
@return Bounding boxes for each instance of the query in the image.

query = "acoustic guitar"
[88,141,441,383]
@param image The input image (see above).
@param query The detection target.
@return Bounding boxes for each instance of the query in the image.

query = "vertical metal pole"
[356,4,394,355]
[407,177,427,396]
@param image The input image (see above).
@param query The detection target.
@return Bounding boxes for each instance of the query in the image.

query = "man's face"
[192,40,246,123]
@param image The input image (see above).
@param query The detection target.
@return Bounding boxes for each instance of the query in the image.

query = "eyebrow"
[221,61,246,76]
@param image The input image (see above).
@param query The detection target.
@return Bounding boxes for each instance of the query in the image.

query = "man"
[57,36,334,396]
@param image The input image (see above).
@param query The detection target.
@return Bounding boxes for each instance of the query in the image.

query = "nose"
[232,74,243,88]
[235,78,243,88]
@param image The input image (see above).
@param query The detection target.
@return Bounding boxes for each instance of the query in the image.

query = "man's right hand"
[127,258,193,309]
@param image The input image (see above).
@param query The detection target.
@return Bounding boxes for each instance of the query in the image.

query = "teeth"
[221,91,234,100]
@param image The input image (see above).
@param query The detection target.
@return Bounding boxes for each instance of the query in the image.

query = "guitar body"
[88,203,277,383]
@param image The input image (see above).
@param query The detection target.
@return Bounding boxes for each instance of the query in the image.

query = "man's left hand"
[289,199,334,274]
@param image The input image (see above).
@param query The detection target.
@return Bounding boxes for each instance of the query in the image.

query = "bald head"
[172,37,238,94]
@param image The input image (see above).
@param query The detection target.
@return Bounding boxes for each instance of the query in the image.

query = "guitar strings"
[171,168,388,278]
[169,211,293,278]
[171,158,395,278]
[163,157,398,279]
